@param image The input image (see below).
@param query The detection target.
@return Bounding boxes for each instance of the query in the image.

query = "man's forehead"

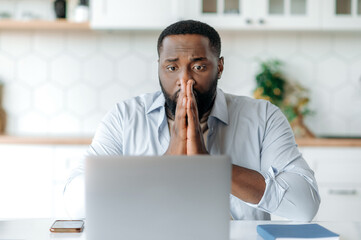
[160,34,211,56]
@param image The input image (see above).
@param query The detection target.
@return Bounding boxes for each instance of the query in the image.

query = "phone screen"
[50,220,84,232]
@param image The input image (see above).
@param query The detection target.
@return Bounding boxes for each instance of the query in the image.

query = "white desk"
[0,219,360,239]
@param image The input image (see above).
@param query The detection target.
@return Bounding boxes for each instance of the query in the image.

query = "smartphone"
[49,220,84,233]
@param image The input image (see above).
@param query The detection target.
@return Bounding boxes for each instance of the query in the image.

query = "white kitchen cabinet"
[0,145,53,218]
[256,0,321,29]
[183,0,321,30]
[90,0,180,29]
[0,144,87,218]
[90,0,361,31]
[181,0,255,29]
[300,147,361,221]
[321,0,361,30]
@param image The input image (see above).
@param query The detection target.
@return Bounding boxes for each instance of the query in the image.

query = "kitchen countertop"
[0,135,361,147]
[0,219,360,240]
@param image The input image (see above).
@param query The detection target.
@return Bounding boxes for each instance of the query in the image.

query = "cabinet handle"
[245,19,253,24]
[328,189,357,195]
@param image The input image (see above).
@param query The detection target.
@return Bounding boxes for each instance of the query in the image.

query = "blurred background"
[0,0,360,221]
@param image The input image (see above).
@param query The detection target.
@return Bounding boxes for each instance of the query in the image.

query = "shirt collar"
[146,91,165,114]
[209,88,229,125]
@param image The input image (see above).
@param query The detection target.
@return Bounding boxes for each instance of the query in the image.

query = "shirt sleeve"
[87,104,124,156]
[63,104,124,219]
[251,102,320,221]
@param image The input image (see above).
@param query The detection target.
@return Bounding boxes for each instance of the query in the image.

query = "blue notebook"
[257,224,339,240]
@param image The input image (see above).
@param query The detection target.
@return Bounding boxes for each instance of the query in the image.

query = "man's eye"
[193,65,206,71]
[167,66,177,72]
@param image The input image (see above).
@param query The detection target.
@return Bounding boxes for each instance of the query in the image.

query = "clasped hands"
[165,79,209,155]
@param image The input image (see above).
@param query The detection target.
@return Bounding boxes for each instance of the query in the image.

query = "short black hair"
[157,20,221,57]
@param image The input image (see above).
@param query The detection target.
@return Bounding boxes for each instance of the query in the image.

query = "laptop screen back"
[85,155,231,240]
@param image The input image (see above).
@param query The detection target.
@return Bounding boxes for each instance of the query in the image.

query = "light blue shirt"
[66,88,320,221]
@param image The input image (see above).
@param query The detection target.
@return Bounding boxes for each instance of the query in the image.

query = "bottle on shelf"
[66,0,78,22]
[74,0,89,22]
[54,0,67,19]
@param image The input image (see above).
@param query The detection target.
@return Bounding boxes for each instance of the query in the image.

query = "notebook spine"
[256,225,276,240]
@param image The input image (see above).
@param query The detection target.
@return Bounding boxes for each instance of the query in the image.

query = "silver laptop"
[85,155,231,240]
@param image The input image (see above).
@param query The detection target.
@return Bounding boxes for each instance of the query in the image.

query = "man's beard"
[160,78,218,120]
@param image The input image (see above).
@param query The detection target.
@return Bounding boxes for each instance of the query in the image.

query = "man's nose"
[177,68,192,87]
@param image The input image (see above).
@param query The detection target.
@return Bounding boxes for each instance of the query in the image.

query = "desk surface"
[0,219,360,240]
[1,135,361,147]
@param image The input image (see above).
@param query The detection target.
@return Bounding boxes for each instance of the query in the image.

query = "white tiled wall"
[0,30,361,137]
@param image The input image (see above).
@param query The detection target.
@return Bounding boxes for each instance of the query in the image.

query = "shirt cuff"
[247,166,289,213]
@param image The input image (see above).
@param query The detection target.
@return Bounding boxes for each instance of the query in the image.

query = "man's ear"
[217,57,224,79]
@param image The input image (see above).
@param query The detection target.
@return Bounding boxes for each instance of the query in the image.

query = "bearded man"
[65,20,320,221]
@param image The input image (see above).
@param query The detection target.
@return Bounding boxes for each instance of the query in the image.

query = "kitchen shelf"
[296,138,361,147]
[0,19,90,30]
[0,135,91,145]
[0,135,361,147]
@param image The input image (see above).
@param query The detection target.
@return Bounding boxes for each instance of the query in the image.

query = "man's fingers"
[186,80,201,139]
[186,80,199,121]
[176,79,185,106]
[173,79,187,140]
[184,80,208,155]
[166,79,189,155]
[186,80,196,101]
[175,78,187,114]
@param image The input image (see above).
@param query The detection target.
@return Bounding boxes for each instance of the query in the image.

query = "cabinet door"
[300,147,361,221]
[182,0,256,29]
[182,0,321,30]
[90,0,179,29]
[317,186,361,221]
[255,0,321,29]
[0,144,88,218]
[0,145,53,218]
[322,0,361,30]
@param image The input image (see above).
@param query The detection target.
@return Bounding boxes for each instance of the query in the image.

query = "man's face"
[158,34,223,119]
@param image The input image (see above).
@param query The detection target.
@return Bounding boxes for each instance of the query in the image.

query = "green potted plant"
[253,59,314,138]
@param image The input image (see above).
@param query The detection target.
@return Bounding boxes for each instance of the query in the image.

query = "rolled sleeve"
[256,166,289,212]
[253,103,320,221]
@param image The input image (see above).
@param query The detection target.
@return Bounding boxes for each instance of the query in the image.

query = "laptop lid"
[85,155,231,240]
